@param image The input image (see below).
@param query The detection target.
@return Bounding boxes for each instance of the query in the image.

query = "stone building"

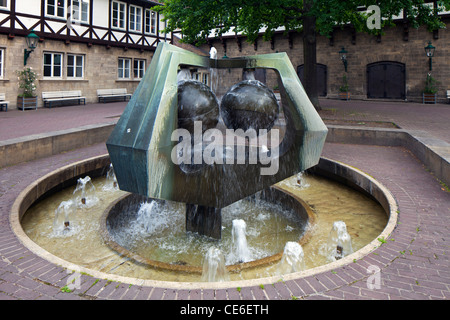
[201,11,450,104]
[0,0,172,108]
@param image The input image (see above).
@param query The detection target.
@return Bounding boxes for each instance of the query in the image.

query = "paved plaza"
[0,99,449,300]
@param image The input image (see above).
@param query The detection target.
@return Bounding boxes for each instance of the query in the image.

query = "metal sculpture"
[106,43,327,238]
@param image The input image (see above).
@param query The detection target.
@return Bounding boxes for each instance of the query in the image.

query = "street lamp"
[424,41,435,71]
[24,30,39,66]
[339,47,348,72]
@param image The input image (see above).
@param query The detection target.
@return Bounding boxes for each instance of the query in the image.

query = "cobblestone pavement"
[0,100,449,300]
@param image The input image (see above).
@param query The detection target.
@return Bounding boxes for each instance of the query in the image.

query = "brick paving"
[0,99,449,300]
[319,99,450,143]
[0,102,125,141]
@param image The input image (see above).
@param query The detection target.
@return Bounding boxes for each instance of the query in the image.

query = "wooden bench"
[42,90,86,108]
[97,88,131,103]
[0,93,9,111]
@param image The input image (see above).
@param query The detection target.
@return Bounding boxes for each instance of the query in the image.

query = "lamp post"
[424,41,435,71]
[339,47,348,72]
[24,30,39,66]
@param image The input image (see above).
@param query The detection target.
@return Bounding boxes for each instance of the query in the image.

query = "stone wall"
[202,21,450,103]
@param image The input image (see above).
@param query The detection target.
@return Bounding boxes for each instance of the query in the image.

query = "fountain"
[13,42,395,286]
[278,242,305,274]
[230,219,251,264]
[73,176,97,207]
[106,42,328,239]
[296,171,310,189]
[53,200,75,234]
[103,164,118,191]
[53,175,98,233]
[18,156,391,283]
[136,200,167,234]
[209,47,219,94]
[325,221,354,261]
[201,247,229,282]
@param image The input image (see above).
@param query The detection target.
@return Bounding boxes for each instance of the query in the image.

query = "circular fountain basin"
[100,186,315,274]
[11,155,397,288]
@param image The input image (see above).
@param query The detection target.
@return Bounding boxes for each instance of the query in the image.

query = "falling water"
[278,241,305,274]
[177,68,192,83]
[201,247,229,282]
[243,69,256,81]
[136,201,169,234]
[230,219,251,263]
[209,46,219,94]
[326,221,353,261]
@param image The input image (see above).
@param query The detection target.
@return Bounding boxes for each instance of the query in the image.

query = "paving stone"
[134,286,153,300]
[148,287,165,300]
[176,289,190,300]
[163,288,178,300]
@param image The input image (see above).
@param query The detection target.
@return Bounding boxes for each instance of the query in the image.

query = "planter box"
[422,93,437,104]
[339,92,350,101]
[17,96,38,110]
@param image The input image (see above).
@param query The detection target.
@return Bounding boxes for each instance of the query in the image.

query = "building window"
[118,58,131,79]
[43,52,63,78]
[134,59,145,79]
[0,0,9,9]
[194,71,210,86]
[0,49,4,79]
[202,73,209,86]
[46,0,66,19]
[145,9,157,35]
[129,5,142,32]
[67,54,84,78]
[71,0,89,23]
[112,1,126,29]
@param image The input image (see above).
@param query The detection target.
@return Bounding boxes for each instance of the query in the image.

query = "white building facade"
[0,0,172,108]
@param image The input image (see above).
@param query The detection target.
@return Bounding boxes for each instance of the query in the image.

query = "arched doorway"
[297,64,327,97]
[367,61,406,99]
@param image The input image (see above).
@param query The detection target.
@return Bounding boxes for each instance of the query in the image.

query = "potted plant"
[16,67,38,110]
[422,73,438,104]
[339,74,350,100]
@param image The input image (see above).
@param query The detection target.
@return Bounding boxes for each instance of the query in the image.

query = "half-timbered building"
[0,0,172,107]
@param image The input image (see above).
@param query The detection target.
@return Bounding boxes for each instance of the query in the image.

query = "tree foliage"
[156,0,450,45]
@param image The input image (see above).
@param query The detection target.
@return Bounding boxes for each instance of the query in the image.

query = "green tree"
[156,0,450,110]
